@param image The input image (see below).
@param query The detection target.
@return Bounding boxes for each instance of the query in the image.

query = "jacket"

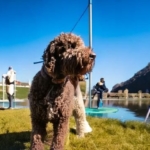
[95,81,108,92]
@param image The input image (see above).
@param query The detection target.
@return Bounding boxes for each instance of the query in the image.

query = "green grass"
[79,81,86,95]
[0,109,150,150]
[0,86,29,99]
[15,87,29,99]
[0,82,86,100]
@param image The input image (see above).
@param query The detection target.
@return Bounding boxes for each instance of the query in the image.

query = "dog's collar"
[41,65,68,84]
[52,78,66,84]
[41,65,51,80]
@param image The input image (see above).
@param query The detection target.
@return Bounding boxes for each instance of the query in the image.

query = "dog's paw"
[31,135,44,150]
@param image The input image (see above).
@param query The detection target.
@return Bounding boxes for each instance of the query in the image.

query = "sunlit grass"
[0,109,150,150]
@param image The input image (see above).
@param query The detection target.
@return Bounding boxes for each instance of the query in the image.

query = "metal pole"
[2,75,5,108]
[89,0,92,108]
[14,72,16,108]
[145,108,150,122]
[14,73,16,98]
[2,76,5,100]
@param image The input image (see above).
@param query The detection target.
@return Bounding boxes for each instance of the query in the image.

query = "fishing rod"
[33,61,43,64]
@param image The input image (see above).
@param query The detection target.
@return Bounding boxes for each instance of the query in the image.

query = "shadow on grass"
[0,107,6,110]
[0,131,30,150]
[0,128,77,149]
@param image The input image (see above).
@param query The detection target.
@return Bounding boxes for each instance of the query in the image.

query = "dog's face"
[42,33,96,80]
[73,47,96,75]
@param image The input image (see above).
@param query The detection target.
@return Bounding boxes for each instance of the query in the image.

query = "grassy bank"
[0,109,150,150]
[0,86,29,99]
[0,81,86,100]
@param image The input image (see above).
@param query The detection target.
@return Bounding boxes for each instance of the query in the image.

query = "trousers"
[97,91,103,107]
[7,93,14,108]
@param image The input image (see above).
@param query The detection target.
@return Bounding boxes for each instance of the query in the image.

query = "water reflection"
[105,99,150,117]
[1,99,150,122]
[0,100,29,109]
[89,99,150,122]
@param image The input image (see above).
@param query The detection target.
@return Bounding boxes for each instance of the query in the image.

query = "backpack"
[5,76,11,85]
[91,85,98,95]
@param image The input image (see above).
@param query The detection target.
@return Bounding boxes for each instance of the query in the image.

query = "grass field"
[0,86,29,99]
[0,109,150,150]
[0,82,86,100]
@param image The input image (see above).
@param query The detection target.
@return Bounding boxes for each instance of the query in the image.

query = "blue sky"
[0,0,150,91]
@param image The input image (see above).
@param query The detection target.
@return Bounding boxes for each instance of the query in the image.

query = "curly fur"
[42,33,94,82]
[29,33,95,150]
[73,83,92,137]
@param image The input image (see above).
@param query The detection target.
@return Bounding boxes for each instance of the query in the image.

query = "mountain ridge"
[111,63,150,93]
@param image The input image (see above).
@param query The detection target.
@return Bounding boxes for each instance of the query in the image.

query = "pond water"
[0,99,29,109]
[0,99,150,122]
[88,99,150,122]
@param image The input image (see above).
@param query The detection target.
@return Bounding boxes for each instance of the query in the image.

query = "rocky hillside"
[111,63,150,93]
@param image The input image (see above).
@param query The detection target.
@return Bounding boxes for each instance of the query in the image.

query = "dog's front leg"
[30,120,47,150]
[50,118,69,150]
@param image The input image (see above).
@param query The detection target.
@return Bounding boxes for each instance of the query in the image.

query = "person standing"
[95,78,108,109]
[2,67,16,109]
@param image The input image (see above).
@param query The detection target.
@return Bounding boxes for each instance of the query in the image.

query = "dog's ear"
[42,44,56,78]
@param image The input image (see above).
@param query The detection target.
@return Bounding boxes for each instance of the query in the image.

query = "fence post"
[124,89,128,99]
[138,90,142,99]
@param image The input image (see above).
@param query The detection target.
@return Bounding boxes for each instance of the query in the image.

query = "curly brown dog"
[29,33,96,150]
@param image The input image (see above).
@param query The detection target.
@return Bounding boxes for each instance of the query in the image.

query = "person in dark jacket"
[95,78,108,108]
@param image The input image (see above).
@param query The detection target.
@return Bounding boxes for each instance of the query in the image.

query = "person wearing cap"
[95,78,108,108]
[2,67,16,109]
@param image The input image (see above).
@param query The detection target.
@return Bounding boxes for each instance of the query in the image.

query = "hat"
[8,66,12,70]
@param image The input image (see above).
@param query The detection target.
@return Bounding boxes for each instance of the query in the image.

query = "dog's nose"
[89,52,96,59]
